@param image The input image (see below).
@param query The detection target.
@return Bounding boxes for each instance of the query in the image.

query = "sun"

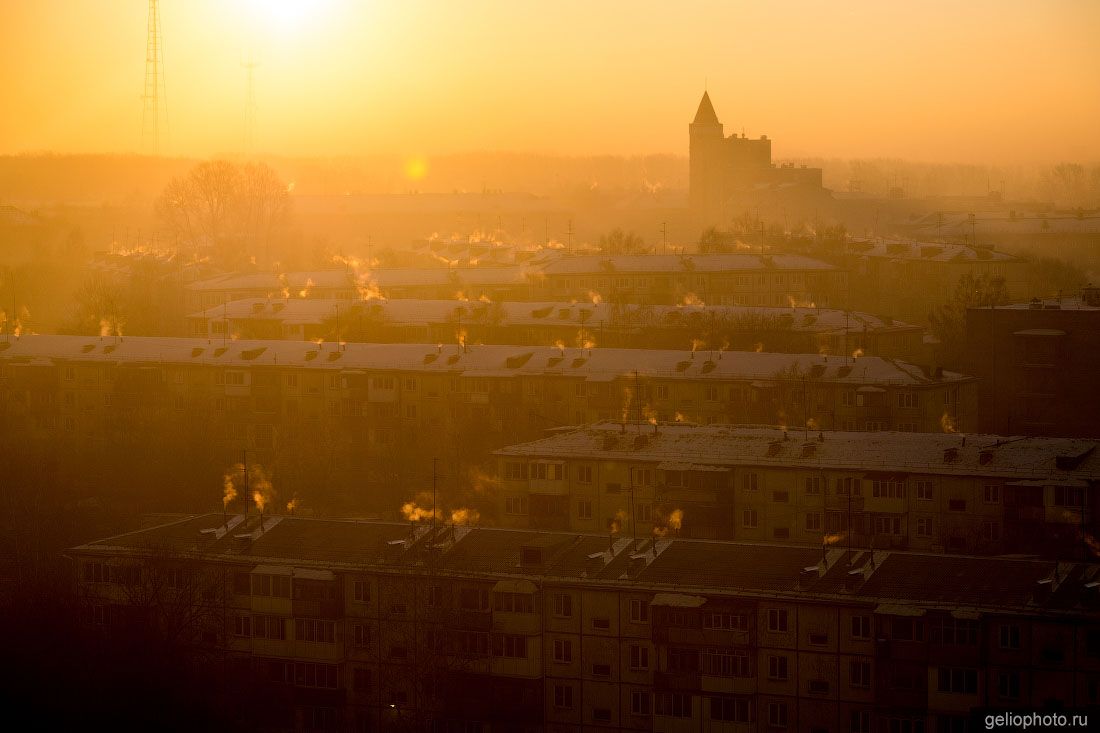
[243,0,329,36]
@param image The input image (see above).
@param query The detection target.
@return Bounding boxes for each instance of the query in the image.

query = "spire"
[693,91,720,125]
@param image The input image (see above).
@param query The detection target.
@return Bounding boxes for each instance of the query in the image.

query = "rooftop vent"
[801,443,817,458]
[767,441,783,457]
[81,344,95,353]
[191,347,205,358]
[979,450,993,465]
[506,352,533,369]
[214,347,229,357]
[423,353,438,364]
[251,302,265,314]
[1028,297,1043,310]
[304,350,318,361]
[943,447,959,463]
[240,347,267,360]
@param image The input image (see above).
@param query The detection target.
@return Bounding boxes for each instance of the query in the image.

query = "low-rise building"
[72,514,1100,732]
[494,423,1100,557]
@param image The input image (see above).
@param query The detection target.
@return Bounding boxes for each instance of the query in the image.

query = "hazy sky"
[0,0,1097,163]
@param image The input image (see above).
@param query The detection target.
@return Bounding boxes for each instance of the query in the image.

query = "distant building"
[844,238,1027,326]
[73,513,1100,732]
[965,289,1100,438]
[185,298,925,362]
[494,423,1100,558]
[689,92,824,222]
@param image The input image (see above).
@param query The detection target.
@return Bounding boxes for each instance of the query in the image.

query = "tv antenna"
[141,0,169,154]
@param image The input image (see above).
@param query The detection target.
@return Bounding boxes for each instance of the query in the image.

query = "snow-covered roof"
[0,335,966,385]
[848,238,1019,263]
[494,423,1100,481]
[186,297,920,335]
[539,253,838,275]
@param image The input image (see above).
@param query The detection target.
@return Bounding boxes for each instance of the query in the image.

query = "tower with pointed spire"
[689,91,725,217]
[689,91,823,224]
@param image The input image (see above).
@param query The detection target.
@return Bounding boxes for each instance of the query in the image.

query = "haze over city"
[1,0,1098,162]
[2,2,1100,731]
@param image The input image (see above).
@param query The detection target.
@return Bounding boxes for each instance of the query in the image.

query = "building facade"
[73,514,1100,732]
[493,423,1100,558]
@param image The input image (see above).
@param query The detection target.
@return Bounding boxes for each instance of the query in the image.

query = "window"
[850,660,871,689]
[916,480,934,501]
[504,463,526,481]
[655,384,669,400]
[768,654,789,680]
[553,638,572,663]
[576,498,593,519]
[872,479,906,499]
[709,696,750,722]
[806,512,822,531]
[999,624,1021,650]
[491,634,527,658]
[352,624,370,648]
[937,667,978,694]
[874,516,903,536]
[668,647,699,672]
[891,618,923,642]
[931,618,978,646]
[455,631,489,657]
[742,473,759,491]
[657,692,692,718]
[916,517,934,537]
[251,573,292,598]
[702,612,747,631]
[233,615,252,637]
[629,598,649,623]
[809,679,830,695]
[773,490,789,503]
[851,710,871,733]
[553,684,573,709]
[592,708,611,722]
[592,617,611,631]
[805,476,824,495]
[948,499,967,512]
[630,691,651,716]
[577,465,593,483]
[530,462,564,481]
[592,663,611,677]
[702,648,750,677]
[552,592,573,617]
[253,615,287,640]
[982,521,1001,542]
[997,671,1020,700]
[629,644,649,670]
[808,631,829,646]
[493,592,534,613]
[353,580,370,603]
[742,509,758,529]
[767,702,788,728]
[295,618,336,644]
[898,392,917,408]
[767,609,789,632]
[458,587,489,611]
[837,477,862,496]
[504,496,528,515]
[1054,486,1085,508]
[773,527,790,539]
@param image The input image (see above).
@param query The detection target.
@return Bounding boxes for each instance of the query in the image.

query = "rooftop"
[0,335,965,385]
[494,422,1100,481]
[848,238,1020,263]
[72,512,1100,616]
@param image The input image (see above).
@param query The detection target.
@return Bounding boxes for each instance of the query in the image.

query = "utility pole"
[660,222,667,255]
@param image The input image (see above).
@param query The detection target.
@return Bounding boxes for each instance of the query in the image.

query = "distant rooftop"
[848,238,1020,263]
[0,335,965,385]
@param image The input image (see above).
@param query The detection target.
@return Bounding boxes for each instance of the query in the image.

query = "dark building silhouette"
[689,92,824,222]
[73,514,1100,732]
[966,289,1100,438]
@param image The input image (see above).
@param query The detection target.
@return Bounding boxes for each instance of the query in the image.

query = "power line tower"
[242,58,260,155]
[141,0,168,154]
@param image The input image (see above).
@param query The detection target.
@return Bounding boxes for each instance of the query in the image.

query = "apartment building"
[493,423,1100,557]
[530,254,846,308]
[72,514,1100,732]
[965,290,1100,438]
[185,299,925,363]
[0,337,974,502]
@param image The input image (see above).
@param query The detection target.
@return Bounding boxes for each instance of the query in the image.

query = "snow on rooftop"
[494,422,1100,480]
[186,297,919,334]
[0,335,965,385]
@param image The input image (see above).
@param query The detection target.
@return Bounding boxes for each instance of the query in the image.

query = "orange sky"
[0,0,1097,163]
